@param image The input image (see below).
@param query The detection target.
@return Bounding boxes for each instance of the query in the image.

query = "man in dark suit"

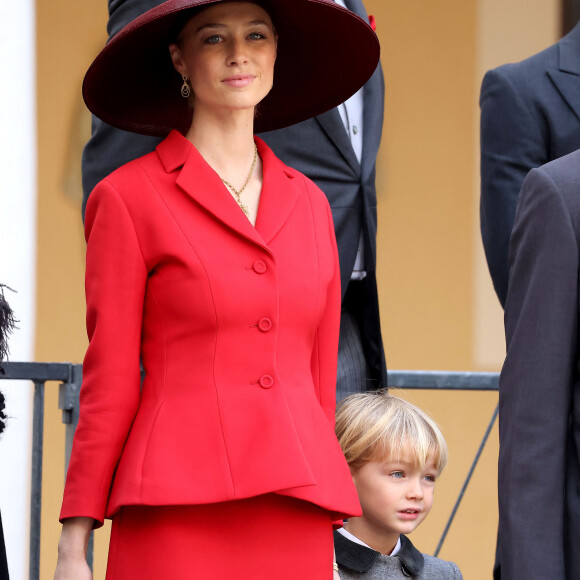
[480,20,580,307]
[499,150,580,579]
[82,0,386,400]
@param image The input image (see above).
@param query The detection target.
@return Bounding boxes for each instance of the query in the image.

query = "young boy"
[334,390,462,579]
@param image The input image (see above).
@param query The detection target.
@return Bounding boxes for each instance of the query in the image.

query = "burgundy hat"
[82,0,380,136]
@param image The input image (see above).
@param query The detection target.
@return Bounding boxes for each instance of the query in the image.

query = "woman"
[55,1,380,578]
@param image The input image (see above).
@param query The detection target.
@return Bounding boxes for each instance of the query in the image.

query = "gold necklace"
[220,144,258,217]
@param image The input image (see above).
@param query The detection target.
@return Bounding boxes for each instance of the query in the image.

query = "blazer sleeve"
[480,68,548,307]
[60,180,148,527]
[309,185,341,427]
[498,167,577,578]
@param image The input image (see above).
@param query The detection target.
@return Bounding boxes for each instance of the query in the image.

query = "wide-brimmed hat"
[82,0,380,136]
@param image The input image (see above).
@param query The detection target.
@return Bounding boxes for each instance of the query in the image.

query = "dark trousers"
[336,282,372,402]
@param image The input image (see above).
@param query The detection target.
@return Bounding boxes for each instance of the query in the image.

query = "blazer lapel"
[254,137,300,244]
[157,132,300,248]
[158,131,266,248]
[548,22,580,122]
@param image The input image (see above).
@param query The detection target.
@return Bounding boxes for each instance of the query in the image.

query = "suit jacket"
[81,0,387,388]
[61,132,361,525]
[480,21,580,307]
[499,150,580,579]
[334,531,463,579]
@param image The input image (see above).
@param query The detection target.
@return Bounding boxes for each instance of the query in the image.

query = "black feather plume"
[0,285,16,366]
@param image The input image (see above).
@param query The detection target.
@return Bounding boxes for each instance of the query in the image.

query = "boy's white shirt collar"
[337,527,402,556]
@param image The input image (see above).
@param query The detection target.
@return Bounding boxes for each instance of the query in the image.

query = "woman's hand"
[333,545,340,579]
[54,517,94,580]
[54,554,92,580]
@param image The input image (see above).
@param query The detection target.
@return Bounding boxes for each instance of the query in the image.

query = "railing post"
[58,364,92,570]
[59,364,82,474]
[29,380,45,580]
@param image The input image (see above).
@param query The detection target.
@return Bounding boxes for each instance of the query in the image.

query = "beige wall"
[36,1,107,576]
[36,1,561,578]
[365,0,560,578]
[474,1,562,369]
[368,2,495,576]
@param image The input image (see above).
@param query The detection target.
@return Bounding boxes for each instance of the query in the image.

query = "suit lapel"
[361,65,384,180]
[315,109,360,175]
[312,0,359,175]
[346,0,384,180]
[316,0,383,179]
[344,0,366,20]
[548,22,580,122]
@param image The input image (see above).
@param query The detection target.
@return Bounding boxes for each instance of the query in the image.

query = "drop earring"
[181,74,191,98]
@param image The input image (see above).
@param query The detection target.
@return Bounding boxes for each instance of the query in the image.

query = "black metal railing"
[1,362,84,580]
[0,364,499,579]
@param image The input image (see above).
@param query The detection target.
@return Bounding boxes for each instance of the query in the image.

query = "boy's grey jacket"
[334,531,462,579]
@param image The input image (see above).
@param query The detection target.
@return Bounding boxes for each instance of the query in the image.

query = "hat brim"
[82,0,380,136]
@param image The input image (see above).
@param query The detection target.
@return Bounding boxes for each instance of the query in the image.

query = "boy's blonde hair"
[335,390,448,473]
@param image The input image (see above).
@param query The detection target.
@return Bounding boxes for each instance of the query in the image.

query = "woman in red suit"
[54,1,379,578]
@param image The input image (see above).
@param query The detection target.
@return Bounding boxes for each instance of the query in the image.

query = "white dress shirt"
[337,527,402,556]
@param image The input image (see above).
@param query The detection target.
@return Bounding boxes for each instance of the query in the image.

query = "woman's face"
[169,2,277,118]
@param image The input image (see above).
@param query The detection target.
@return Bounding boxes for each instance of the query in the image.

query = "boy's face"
[348,450,438,553]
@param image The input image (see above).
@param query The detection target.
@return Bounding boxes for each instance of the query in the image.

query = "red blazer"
[60,131,361,526]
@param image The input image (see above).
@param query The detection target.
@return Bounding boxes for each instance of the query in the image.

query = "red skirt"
[106,494,335,580]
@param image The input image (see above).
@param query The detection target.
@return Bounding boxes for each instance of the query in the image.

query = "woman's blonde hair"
[335,390,448,473]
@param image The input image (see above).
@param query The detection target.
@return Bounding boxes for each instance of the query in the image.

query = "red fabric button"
[258,318,273,332]
[253,261,267,274]
[259,375,274,389]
